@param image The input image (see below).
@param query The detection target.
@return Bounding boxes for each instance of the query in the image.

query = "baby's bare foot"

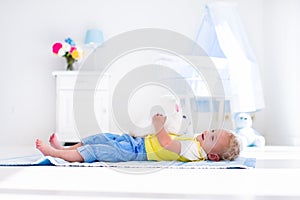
[49,133,64,150]
[36,139,57,157]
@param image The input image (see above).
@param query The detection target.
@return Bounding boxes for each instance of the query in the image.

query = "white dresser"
[52,71,110,143]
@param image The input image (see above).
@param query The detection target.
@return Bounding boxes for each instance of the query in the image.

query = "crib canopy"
[195,2,264,113]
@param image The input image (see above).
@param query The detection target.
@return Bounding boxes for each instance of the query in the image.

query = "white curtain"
[195,2,265,112]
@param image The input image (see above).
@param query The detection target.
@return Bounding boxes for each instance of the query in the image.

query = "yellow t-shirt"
[144,133,206,162]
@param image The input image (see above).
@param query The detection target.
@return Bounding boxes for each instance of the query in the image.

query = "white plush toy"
[234,112,265,147]
[129,95,192,137]
[160,95,192,135]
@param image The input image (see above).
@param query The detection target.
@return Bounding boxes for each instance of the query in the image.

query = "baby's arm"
[152,114,181,154]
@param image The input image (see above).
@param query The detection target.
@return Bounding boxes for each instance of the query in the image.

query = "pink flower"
[70,46,76,53]
[52,42,62,54]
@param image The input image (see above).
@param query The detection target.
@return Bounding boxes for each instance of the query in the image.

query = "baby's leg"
[64,142,83,150]
[49,133,64,149]
[36,139,84,162]
[49,133,83,150]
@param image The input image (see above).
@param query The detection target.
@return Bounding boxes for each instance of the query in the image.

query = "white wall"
[261,0,300,145]
[0,0,298,147]
[0,0,211,146]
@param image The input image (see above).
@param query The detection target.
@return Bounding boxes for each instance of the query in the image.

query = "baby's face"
[196,129,230,155]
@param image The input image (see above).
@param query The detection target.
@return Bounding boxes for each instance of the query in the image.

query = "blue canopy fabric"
[195,2,265,112]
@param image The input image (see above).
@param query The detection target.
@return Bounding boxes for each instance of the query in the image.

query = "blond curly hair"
[220,130,241,161]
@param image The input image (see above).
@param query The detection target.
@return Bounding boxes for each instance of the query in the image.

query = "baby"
[36,114,240,162]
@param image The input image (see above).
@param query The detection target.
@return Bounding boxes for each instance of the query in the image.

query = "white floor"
[1,145,300,200]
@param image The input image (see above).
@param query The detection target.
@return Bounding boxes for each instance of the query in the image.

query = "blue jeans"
[77,133,147,162]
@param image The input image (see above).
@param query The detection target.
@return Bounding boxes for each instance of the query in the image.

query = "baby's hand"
[152,113,167,132]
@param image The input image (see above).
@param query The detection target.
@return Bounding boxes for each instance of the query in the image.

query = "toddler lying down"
[36,113,240,163]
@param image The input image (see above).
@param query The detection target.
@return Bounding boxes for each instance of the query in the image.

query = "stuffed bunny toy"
[234,112,265,147]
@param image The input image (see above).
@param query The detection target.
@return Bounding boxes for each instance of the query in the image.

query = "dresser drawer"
[53,71,111,143]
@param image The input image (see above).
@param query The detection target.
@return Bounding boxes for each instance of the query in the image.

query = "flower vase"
[67,63,74,71]
[66,57,75,71]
